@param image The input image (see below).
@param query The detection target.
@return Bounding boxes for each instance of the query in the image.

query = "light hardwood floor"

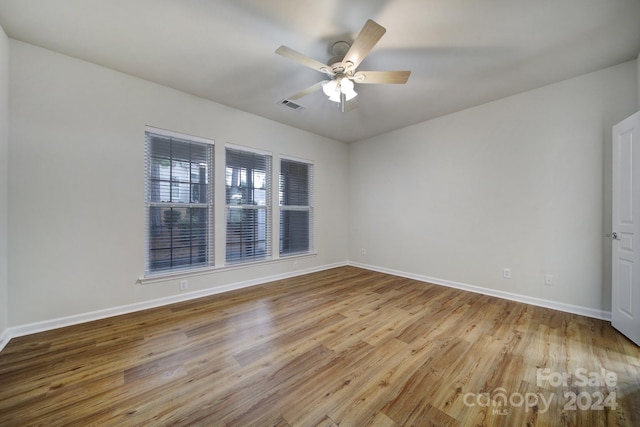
[1,266,639,426]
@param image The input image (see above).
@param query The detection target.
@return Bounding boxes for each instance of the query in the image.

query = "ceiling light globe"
[340,78,354,93]
[322,80,338,97]
[328,92,341,102]
[344,89,357,101]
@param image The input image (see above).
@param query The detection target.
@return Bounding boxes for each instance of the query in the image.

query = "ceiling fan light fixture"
[323,78,357,102]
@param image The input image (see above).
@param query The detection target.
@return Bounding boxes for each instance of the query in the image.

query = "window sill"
[138,252,317,285]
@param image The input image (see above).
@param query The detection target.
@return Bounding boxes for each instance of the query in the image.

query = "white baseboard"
[349,262,612,321]
[0,261,348,353]
[0,328,10,353]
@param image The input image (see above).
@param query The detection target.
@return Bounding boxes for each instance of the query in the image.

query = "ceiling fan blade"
[287,80,329,100]
[353,70,411,84]
[343,19,386,70]
[276,46,333,76]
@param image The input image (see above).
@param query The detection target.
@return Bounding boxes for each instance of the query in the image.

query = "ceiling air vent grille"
[278,99,304,111]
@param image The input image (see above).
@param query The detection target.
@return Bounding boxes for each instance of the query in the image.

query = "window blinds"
[279,158,313,256]
[225,147,272,264]
[145,130,214,274]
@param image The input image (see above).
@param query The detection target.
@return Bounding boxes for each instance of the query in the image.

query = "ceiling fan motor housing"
[328,41,354,75]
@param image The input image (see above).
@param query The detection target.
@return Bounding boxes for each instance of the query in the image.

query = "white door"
[612,111,640,346]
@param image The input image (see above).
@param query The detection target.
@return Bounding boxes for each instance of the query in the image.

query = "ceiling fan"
[276,19,411,112]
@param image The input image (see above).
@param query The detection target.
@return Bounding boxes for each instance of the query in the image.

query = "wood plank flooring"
[1,266,639,426]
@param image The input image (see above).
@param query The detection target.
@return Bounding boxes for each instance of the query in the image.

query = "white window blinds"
[225,146,272,264]
[145,129,214,274]
[279,158,313,256]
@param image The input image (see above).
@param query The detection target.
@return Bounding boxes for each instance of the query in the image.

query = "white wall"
[8,40,349,327]
[637,51,640,108]
[0,25,8,339]
[349,61,638,314]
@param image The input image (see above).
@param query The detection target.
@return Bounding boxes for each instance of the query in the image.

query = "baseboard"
[0,328,10,353]
[1,261,348,350]
[349,261,612,321]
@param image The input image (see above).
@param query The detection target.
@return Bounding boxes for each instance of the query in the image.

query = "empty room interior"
[1,1,640,425]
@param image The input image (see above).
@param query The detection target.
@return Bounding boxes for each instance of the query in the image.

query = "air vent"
[278,99,304,111]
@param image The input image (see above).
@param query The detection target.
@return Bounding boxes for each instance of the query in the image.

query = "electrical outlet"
[179,279,188,291]
[544,274,553,286]
[361,248,367,255]
[503,268,512,279]
[293,261,299,270]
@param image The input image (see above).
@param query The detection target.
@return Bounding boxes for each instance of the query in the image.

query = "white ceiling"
[1,0,639,143]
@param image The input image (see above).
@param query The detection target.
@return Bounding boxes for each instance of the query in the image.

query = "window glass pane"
[150,135,171,159]
[149,135,210,204]
[225,149,269,205]
[226,207,270,262]
[148,206,209,271]
[280,161,309,206]
[280,210,310,254]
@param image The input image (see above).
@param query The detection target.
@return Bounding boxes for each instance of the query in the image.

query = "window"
[145,129,214,274]
[225,146,272,264]
[142,129,315,280]
[280,158,313,256]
